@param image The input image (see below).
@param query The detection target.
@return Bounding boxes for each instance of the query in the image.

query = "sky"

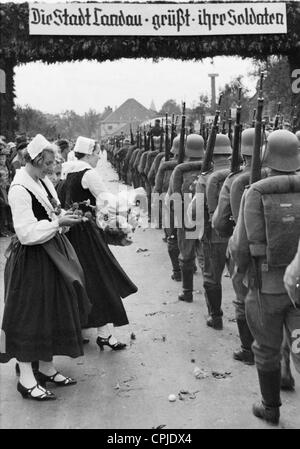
[5,0,260,114]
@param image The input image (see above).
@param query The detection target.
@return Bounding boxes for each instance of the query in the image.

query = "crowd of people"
[0,132,137,402]
[1,116,300,427]
[0,134,70,237]
[106,118,300,427]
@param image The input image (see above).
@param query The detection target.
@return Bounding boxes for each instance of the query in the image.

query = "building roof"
[102,98,156,124]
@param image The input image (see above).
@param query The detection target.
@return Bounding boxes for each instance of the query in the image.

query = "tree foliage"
[159,99,181,116]
[15,105,110,140]
[249,56,293,121]
[219,75,251,124]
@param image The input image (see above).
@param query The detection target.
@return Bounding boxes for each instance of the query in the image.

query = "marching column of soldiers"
[105,74,300,426]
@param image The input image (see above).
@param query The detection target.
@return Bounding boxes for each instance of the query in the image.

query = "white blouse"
[9,168,60,245]
[64,160,107,199]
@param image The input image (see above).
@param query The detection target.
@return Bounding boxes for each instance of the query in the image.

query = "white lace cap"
[74,136,95,155]
[27,134,53,160]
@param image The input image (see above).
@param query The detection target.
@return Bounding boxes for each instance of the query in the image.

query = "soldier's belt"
[249,243,266,257]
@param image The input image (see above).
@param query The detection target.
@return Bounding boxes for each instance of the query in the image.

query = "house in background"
[100,98,156,140]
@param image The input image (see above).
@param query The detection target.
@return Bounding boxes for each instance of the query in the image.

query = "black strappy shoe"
[96,335,127,351]
[37,371,77,387]
[17,382,56,401]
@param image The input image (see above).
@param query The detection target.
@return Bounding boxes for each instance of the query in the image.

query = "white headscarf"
[74,136,95,155]
[27,134,54,160]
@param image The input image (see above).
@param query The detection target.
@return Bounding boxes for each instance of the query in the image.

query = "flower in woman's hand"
[71,202,79,211]
[84,211,93,221]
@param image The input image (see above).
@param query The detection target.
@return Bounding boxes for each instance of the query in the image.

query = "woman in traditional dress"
[61,136,138,350]
[0,134,91,401]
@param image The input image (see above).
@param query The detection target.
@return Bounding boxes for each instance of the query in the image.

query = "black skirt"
[66,221,138,328]
[0,233,91,363]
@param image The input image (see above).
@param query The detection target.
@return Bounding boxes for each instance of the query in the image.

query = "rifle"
[143,126,147,150]
[221,111,227,134]
[159,129,164,152]
[130,124,134,145]
[165,113,170,161]
[147,125,152,151]
[279,114,284,129]
[172,115,179,146]
[205,122,210,148]
[228,109,233,145]
[251,109,257,128]
[201,94,223,173]
[231,87,242,173]
[150,126,155,151]
[292,105,297,133]
[273,102,281,130]
[250,72,264,184]
[177,102,186,164]
[249,73,265,326]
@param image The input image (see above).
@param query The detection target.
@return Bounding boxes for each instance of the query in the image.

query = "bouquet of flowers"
[96,188,147,246]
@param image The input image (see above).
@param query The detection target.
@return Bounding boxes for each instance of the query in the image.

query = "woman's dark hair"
[74,152,85,160]
[23,147,55,166]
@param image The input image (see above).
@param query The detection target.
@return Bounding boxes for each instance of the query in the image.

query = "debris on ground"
[145,311,165,317]
[114,383,120,390]
[136,248,149,253]
[228,317,237,322]
[178,390,200,401]
[193,367,209,379]
[211,371,232,379]
[191,358,195,363]
[152,335,167,342]
[152,424,166,429]
[130,332,136,340]
[168,394,177,402]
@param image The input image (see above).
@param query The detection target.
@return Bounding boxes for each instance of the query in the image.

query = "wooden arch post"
[0,58,16,140]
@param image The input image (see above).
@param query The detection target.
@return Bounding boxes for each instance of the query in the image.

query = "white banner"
[29,2,287,36]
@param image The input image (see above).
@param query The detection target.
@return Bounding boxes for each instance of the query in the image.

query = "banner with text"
[29,2,287,36]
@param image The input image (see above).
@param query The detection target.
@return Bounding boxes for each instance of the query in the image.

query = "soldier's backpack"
[171,161,202,231]
[148,152,165,188]
[248,174,300,268]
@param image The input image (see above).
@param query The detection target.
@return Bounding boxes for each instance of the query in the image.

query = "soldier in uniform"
[115,138,130,181]
[194,134,232,329]
[163,136,182,281]
[213,128,255,361]
[229,130,300,425]
[167,134,204,302]
[148,119,163,138]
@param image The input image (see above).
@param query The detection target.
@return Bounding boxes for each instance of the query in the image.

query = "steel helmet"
[295,130,300,141]
[185,134,204,159]
[170,135,180,156]
[152,135,161,150]
[213,134,232,155]
[264,129,300,172]
[241,128,255,156]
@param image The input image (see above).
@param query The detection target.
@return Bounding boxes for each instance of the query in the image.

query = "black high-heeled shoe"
[96,335,127,351]
[36,371,77,387]
[17,382,56,401]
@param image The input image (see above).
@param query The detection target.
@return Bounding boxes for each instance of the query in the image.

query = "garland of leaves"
[0,1,300,137]
[0,2,299,63]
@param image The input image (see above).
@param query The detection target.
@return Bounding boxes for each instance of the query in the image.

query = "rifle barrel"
[177,103,186,164]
